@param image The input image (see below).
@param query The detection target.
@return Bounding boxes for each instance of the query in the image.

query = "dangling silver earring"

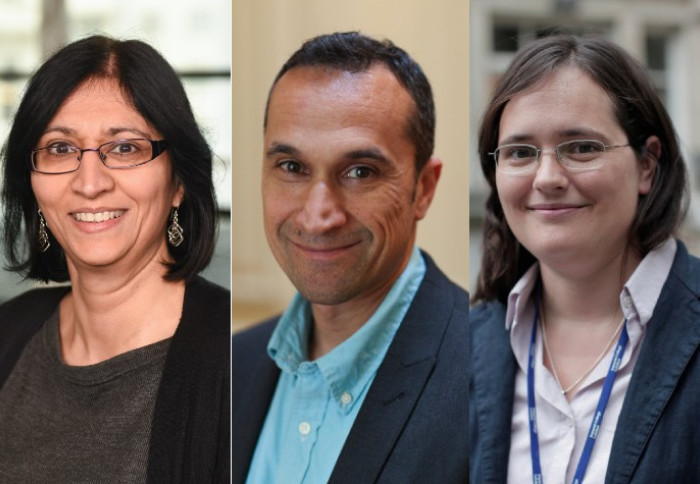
[38,209,50,253]
[168,207,184,247]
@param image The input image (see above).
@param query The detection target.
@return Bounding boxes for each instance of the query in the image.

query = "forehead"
[265,64,414,155]
[499,66,623,142]
[47,78,151,133]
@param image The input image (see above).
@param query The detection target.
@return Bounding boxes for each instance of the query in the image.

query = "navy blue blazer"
[470,241,700,483]
[231,252,469,484]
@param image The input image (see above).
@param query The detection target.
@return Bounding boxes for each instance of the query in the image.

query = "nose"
[296,181,347,234]
[532,149,569,193]
[70,150,115,198]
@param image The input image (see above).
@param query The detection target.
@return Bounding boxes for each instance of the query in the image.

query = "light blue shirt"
[245,246,426,484]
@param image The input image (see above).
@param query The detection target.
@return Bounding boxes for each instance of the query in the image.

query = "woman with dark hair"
[470,35,700,482]
[0,35,229,482]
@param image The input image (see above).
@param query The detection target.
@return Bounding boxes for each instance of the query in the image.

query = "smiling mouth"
[72,210,125,223]
[292,240,361,254]
[528,204,586,211]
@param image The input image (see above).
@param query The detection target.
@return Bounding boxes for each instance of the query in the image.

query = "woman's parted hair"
[1,35,217,282]
[474,35,688,304]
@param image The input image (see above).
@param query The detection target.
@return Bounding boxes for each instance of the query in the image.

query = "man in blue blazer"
[231,32,468,483]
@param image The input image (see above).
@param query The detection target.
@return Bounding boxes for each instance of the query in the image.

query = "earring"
[168,207,184,247]
[38,209,50,253]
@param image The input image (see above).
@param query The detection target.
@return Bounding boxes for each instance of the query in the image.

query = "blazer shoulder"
[419,250,469,312]
[470,300,506,329]
[231,317,278,368]
[668,240,700,298]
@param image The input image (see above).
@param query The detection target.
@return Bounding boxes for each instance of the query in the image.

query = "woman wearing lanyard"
[470,35,700,482]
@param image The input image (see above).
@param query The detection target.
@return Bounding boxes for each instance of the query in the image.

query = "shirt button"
[298,421,311,436]
[567,419,574,428]
[340,392,353,406]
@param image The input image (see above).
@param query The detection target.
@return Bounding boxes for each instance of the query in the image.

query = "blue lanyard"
[527,296,629,484]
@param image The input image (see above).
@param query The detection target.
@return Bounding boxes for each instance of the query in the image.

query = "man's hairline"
[263,62,421,173]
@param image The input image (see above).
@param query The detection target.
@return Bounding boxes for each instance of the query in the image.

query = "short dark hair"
[474,35,688,304]
[1,35,217,282]
[264,31,435,173]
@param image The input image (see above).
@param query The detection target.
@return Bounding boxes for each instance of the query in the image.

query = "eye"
[345,165,375,179]
[498,145,537,163]
[46,142,78,157]
[560,140,605,160]
[107,140,143,155]
[510,146,536,160]
[278,159,304,174]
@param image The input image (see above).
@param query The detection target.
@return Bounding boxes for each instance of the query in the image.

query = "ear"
[172,181,185,207]
[413,157,442,220]
[638,136,659,195]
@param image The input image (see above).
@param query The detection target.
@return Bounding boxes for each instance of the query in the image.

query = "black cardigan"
[0,276,230,483]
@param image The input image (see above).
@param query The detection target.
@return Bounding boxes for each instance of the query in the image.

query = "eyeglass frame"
[30,138,168,175]
[489,139,631,174]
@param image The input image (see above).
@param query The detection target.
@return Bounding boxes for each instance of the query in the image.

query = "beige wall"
[232,0,469,328]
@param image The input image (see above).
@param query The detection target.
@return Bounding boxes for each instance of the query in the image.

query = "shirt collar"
[505,263,540,331]
[267,246,426,411]
[620,238,676,325]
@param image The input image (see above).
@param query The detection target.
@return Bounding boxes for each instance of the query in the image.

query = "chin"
[526,237,584,261]
[291,273,360,305]
[67,244,127,268]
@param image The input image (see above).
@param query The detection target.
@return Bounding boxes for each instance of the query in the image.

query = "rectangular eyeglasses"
[31,138,168,174]
[490,139,630,174]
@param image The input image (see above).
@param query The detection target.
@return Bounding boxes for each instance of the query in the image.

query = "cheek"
[30,176,51,205]
[361,183,412,239]
[262,187,295,236]
[495,175,521,213]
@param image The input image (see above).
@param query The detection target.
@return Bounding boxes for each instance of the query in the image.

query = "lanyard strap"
[527,298,629,484]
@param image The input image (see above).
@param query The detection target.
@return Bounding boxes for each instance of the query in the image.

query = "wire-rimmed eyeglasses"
[490,139,630,175]
[31,138,168,175]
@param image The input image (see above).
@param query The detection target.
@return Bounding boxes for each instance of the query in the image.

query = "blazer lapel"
[329,257,455,483]
[470,303,517,483]
[606,243,700,483]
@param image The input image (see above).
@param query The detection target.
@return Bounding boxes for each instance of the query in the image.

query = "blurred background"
[0,0,231,302]
[232,0,469,330]
[469,0,700,292]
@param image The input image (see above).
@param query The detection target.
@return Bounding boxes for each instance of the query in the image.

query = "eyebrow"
[266,142,390,164]
[346,148,390,163]
[266,142,301,158]
[42,126,153,139]
[499,128,607,145]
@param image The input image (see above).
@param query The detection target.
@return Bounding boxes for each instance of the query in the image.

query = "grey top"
[0,308,170,483]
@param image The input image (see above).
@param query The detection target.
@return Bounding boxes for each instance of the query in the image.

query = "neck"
[308,288,387,361]
[59,250,185,365]
[306,245,416,360]
[540,248,640,328]
[539,248,638,399]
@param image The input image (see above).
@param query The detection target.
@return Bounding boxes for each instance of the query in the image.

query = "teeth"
[73,210,125,222]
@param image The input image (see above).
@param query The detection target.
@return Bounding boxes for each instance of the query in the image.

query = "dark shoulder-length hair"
[474,34,688,304]
[1,35,217,282]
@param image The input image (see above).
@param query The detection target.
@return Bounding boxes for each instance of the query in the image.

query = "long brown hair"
[474,35,688,304]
